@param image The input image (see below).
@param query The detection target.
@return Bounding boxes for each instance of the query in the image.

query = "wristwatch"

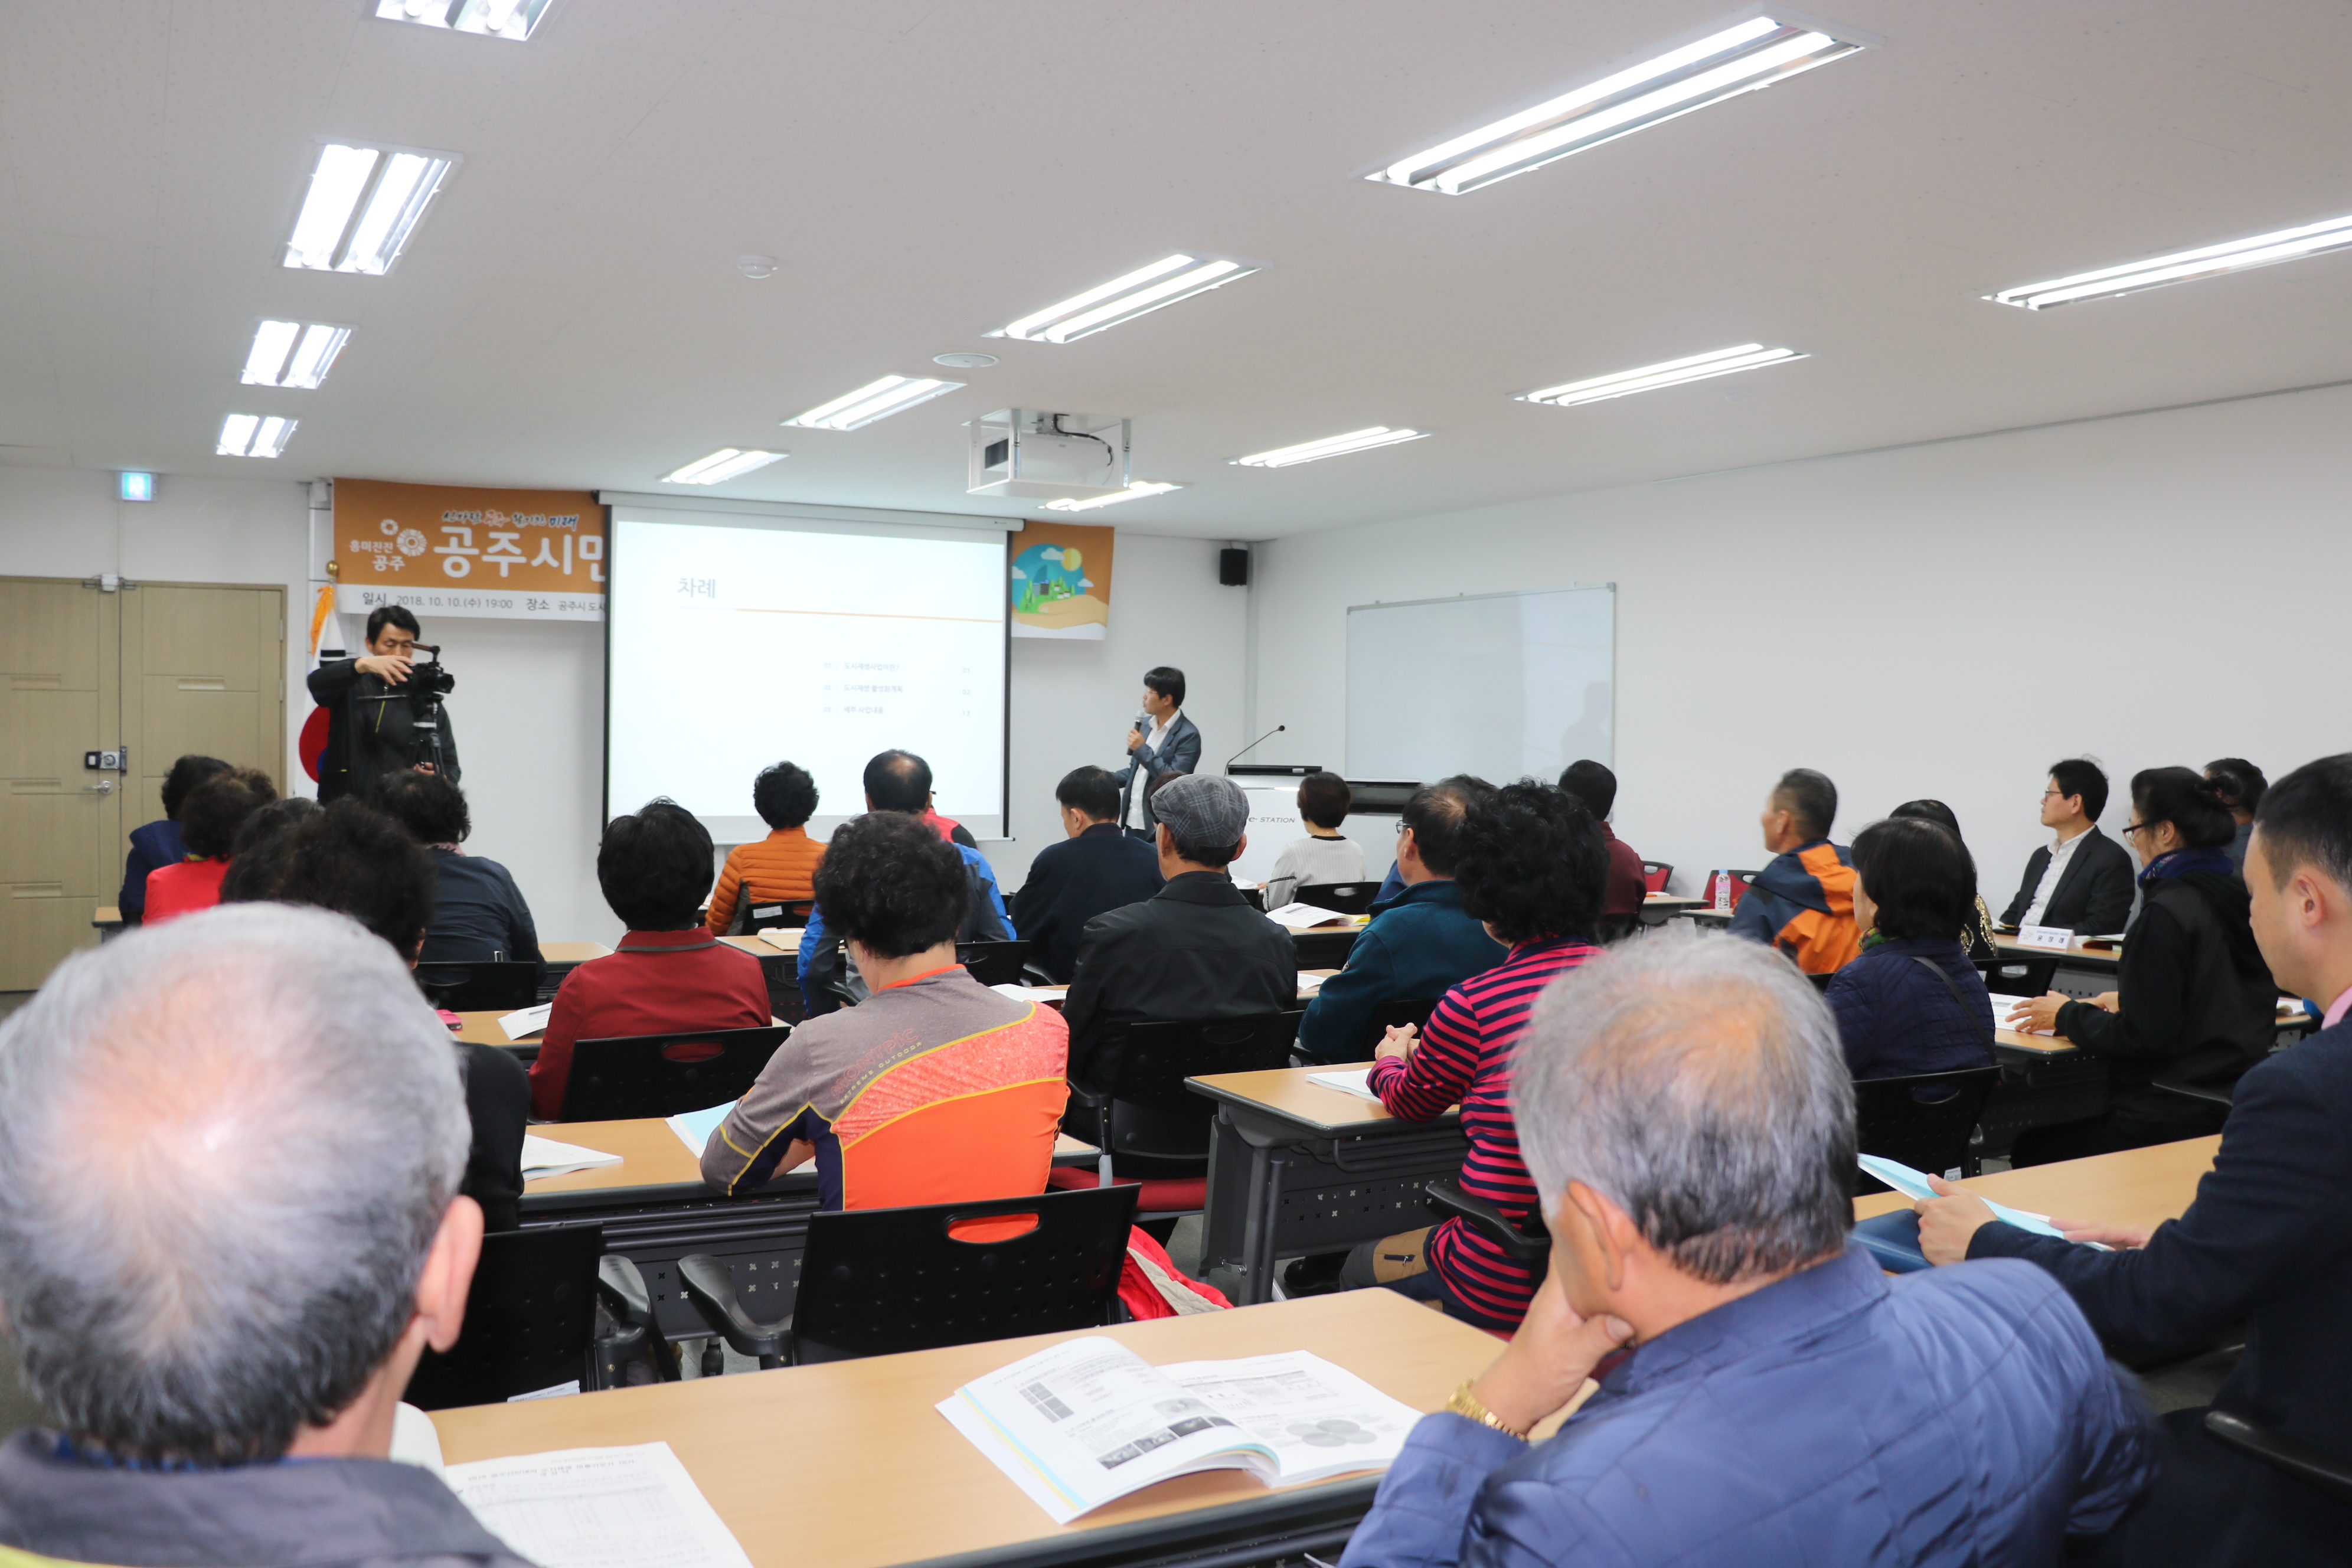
[1443,1378,1530,1440]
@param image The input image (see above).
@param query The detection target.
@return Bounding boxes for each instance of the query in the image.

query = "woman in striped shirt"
[1344,779,1611,1328]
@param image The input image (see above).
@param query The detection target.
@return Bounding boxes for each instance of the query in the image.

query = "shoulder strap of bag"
[1910,955,1994,1047]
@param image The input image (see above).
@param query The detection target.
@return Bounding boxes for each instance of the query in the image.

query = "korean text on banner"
[332,479,605,623]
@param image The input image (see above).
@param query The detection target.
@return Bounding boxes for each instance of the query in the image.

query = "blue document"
[1856,1154,2069,1240]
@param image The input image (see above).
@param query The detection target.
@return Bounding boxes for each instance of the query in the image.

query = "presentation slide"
[606,511,1008,844]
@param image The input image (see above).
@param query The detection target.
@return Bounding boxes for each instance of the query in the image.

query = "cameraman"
[308,605,462,803]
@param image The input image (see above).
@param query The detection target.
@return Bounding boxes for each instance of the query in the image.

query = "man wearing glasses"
[1999,757,2135,936]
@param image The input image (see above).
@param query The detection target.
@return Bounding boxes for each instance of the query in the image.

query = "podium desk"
[433,1288,1500,1568]
[1187,1064,1465,1308]
[1852,1135,2217,1235]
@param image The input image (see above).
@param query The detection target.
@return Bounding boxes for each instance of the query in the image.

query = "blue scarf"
[2138,847,2236,890]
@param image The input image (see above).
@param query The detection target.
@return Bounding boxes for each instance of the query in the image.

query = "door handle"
[81,780,113,795]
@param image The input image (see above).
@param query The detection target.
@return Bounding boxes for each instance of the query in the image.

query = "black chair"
[414,961,541,1011]
[1296,882,1378,916]
[679,1184,1139,1370]
[956,938,1031,986]
[1067,1011,1305,1190]
[1291,930,1360,971]
[2152,1042,2262,1111]
[2204,1410,2352,1507]
[1852,1066,2001,1194]
[555,1025,790,1122]
[1358,996,1440,1054]
[744,899,815,933]
[1423,1180,1549,1268]
[403,1224,669,1409]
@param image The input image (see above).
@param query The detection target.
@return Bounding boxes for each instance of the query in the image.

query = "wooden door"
[0,577,121,990]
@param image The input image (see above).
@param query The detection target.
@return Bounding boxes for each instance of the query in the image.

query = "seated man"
[706,759,827,935]
[1345,782,1605,1328]
[1264,772,1367,909]
[2001,756,2136,934]
[1727,766,1863,974]
[372,769,543,981]
[1559,758,1646,929]
[1061,773,1296,1100]
[534,798,770,1119]
[1341,932,2155,1568]
[1919,752,2352,1566]
[0,906,523,1566]
[1010,765,1163,983]
[1293,775,1505,1064]
[703,812,1069,1203]
[798,750,1013,1011]
[220,800,528,1233]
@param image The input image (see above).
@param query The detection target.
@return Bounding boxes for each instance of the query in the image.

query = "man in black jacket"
[371,770,544,986]
[2000,757,2134,933]
[1919,752,2352,1567]
[1010,766,1163,982]
[307,605,460,803]
[1063,773,1295,1097]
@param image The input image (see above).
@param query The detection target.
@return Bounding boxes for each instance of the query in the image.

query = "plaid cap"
[1153,772,1249,848]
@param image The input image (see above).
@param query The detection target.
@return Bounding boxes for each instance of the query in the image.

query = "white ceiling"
[5,1,2352,540]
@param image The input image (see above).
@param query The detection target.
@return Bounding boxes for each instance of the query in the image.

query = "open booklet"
[1262,902,1355,930]
[939,1339,1420,1524]
[520,1134,622,1181]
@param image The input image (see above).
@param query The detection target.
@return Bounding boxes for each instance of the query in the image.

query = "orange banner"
[332,478,605,622]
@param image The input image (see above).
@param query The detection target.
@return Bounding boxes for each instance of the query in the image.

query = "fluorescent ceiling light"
[1518,344,1807,406]
[240,321,352,389]
[217,415,296,459]
[1043,481,1185,512]
[990,254,1263,344]
[283,142,459,274]
[1369,14,1871,195]
[1988,212,2352,310]
[783,375,965,431]
[375,0,555,42]
[1231,427,1430,468]
[661,449,788,485]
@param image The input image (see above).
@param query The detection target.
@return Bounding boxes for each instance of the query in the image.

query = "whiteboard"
[1345,586,1614,786]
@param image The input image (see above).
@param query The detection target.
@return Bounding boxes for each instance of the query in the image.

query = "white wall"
[1247,383,2352,906]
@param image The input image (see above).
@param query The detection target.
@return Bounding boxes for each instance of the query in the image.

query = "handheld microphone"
[1226,724,1286,768]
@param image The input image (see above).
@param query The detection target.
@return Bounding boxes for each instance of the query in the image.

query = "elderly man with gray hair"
[1341,931,2157,1568]
[0,906,531,1567]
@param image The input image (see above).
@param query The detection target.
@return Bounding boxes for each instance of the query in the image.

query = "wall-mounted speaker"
[1219,547,1249,586]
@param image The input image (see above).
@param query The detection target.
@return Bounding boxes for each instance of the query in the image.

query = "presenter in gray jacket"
[1115,666,1200,839]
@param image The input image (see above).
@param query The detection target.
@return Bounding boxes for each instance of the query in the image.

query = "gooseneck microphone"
[1226,724,1286,768]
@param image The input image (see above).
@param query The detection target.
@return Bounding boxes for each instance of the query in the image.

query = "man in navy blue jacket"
[1341,932,2153,1568]
[1919,752,2352,1566]
[1009,766,1162,982]
[1295,776,1502,1063]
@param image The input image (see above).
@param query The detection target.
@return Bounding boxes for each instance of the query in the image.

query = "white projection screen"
[1345,586,1614,786]
[606,505,1009,843]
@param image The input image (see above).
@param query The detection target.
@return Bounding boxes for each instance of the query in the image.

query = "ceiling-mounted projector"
[968,409,1131,500]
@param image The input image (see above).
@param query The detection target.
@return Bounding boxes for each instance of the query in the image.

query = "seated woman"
[1344,779,1608,1331]
[1827,816,1996,1080]
[119,754,228,924]
[2004,767,2279,1166]
[1889,798,2000,960]
[530,799,770,1120]
[706,760,825,935]
[142,767,276,923]
[1264,772,1366,909]
[2204,757,2268,871]
[371,769,543,981]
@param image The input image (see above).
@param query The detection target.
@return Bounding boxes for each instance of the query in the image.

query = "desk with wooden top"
[1187,1064,1465,1308]
[1853,1135,2217,1234]
[433,1288,1493,1568]
[1638,893,1707,924]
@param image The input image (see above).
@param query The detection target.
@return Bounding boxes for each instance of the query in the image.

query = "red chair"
[1641,861,1674,894]
[1701,870,1761,910]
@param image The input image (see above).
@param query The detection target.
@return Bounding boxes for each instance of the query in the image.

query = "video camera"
[407,643,456,700]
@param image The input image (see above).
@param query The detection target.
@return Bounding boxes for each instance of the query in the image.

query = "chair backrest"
[955,938,1031,986]
[1852,1066,2001,1193]
[414,960,540,1011]
[403,1222,602,1409]
[1297,882,1378,916]
[790,1184,1139,1363]
[1641,861,1674,894]
[1702,869,1762,910]
[1361,996,1440,1053]
[744,899,814,933]
[556,1025,791,1121]
[1289,930,1360,970]
[1103,1012,1302,1164]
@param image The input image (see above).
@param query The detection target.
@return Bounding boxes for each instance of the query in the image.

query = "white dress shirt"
[2021,828,2090,927]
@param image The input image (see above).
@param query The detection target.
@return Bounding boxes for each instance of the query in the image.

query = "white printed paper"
[2013,924,2075,951]
[1293,973,1328,995]
[1307,1069,1380,1102]
[665,1101,737,1158]
[1263,903,1353,930]
[520,1135,622,1180]
[388,1403,445,1475]
[989,982,1068,1002]
[498,1002,554,1039]
[445,1441,752,1568]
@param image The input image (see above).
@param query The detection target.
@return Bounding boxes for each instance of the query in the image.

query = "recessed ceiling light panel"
[661,449,788,485]
[1368,13,1874,195]
[989,254,1265,344]
[784,375,965,431]
[240,321,354,389]
[1517,344,1807,406]
[374,0,556,43]
[217,414,297,459]
[1230,428,1432,468]
[1988,212,2352,310]
[283,141,460,274]
[1042,481,1185,512]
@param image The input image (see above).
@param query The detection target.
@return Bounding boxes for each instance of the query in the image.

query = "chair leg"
[701,1338,726,1379]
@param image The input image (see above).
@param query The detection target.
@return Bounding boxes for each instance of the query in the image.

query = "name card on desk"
[2014,924,2075,950]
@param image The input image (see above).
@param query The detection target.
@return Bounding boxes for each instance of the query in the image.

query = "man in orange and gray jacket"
[1729,767,1863,975]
